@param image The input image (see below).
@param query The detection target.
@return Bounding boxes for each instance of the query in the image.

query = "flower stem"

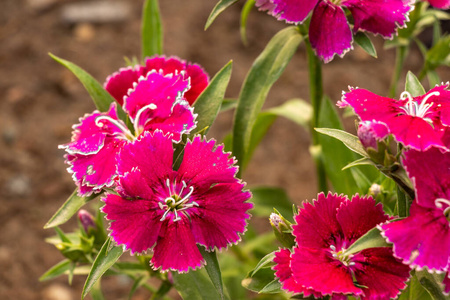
[396,186,410,218]
[389,45,409,98]
[299,25,327,192]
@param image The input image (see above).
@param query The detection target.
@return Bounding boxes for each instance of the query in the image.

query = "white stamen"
[435,198,450,216]
[95,116,133,139]
[133,103,157,133]
[399,91,440,119]
[349,262,356,266]
[330,245,336,251]
[159,209,171,222]
[166,178,172,195]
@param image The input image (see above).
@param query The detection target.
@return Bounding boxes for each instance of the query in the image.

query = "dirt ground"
[0,0,448,299]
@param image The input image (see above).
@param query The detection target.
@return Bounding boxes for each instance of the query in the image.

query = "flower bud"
[369,183,382,198]
[357,121,389,151]
[78,209,97,234]
[270,212,295,248]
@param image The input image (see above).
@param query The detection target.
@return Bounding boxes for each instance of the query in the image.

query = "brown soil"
[0,0,448,299]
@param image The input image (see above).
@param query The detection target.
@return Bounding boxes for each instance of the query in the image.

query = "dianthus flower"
[274,193,410,299]
[425,0,450,9]
[338,83,450,151]
[102,131,252,272]
[256,0,412,63]
[380,147,450,272]
[59,71,196,196]
[104,55,209,106]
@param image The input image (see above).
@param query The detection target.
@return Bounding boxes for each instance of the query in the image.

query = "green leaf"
[416,270,447,300]
[354,32,377,58]
[220,98,238,112]
[267,98,312,128]
[399,272,433,300]
[90,281,105,300]
[49,54,126,120]
[425,35,450,71]
[191,61,233,136]
[250,187,294,220]
[315,128,367,158]
[44,189,97,229]
[141,0,163,59]
[405,71,426,97]
[82,238,124,299]
[39,259,73,281]
[345,227,390,256]
[259,279,282,294]
[173,268,223,299]
[205,0,239,30]
[240,0,255,45]
[427,70,441,87]
[342,157,376,170]
[199,247,226,300]
[242,267,279,294]
[232,26,303,175]
[250,252,276,277]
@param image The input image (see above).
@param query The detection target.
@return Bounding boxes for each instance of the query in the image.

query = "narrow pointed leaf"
[242,267,277,293]
[199,247,226,300]
[259,279,282,294]
[90,281,105,300]
[416,270,447,300]
[39,259,72,281]
[354,32,377,58]
[233,27,303,175]
[205,0,239,30]
[345,227,390,256]
[49,54,126,120]
[398,273,433,300]
[173,268,223,299]
[82,238,124,298]
[405,71,426,97]
[342,157,376,170]
[250,252,276,277]
[266,98,312,128]
[240,0,255,45]
[191,61,232,136]
[141,0,163,59]
[315,128,367,157]
[44,189,97,229]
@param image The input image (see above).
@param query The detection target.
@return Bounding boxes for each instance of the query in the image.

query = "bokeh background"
[1,0,448,299]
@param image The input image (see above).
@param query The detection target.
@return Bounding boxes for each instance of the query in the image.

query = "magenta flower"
[380,147,450,272]
[104,55,209,106]
[338,83,450,151]
[274,193,410,299]
[357,121,389,150]
[60,71,197,196]
[425,0,450,9]
[256,0,412,63]
[102,131,252,272]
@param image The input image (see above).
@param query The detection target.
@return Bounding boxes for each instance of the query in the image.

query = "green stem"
[150,280,173,300]
[396,186,410,218]
[388,46,409,98]
[299,25,327,192]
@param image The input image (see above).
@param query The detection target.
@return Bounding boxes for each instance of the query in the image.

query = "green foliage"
[49,54,127,121]
[141,0,163,59]
[173,268,224,299]
[405,71,426,97]
[205,0,239,29]
[415,271,448,300]
[398,273,433,300]
[44,189,98,228]
[345,227,390,256]
[240,0,255,45]
[315,128,367,158]
[242,266,281,294]
[40,259,73,282]
[199,247,228,300]
[354,32,377,58]
[82,238,124,298]
[250,186,294,220]
[232,27,303,176]
[191,61,233,136]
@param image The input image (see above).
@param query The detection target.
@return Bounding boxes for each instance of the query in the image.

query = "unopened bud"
[369,183,382,198]
[78,209,97,234]
[357,121,389,151]
[270,212,295,248]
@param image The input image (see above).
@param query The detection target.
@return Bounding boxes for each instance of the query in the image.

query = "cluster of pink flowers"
[60,56,252,272]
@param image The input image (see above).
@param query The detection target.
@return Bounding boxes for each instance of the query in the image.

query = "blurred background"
[0,0,448,299]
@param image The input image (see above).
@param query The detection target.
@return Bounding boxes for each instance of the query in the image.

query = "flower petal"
[104,67,142,106]
[336,195,389,245]
[343,0,412,38]
[151,217,205,272]
[294,192,346,249]
[352,248,410,299]
[426,0,450,9]
[177,136,239,191]
[143,56,209,105]
[270,0,318,23]
[102,194,162,254]
[402,147,450,208]
[273,248,321,297]
[189,183,252,250]
[380,202,450,271]
[66,137,124,196]
[291,246,363,296]
[117,131,174,188]
[309,2,353,63]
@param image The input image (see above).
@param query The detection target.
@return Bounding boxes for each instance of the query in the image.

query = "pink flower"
[274,193,410,299]
[104,55,209,106]
[101,131,252,272]
[256,0,412,63]
[60,71,197,196]
[425,0,450,9]
[338,83,450,151]
[380,147,450,272]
